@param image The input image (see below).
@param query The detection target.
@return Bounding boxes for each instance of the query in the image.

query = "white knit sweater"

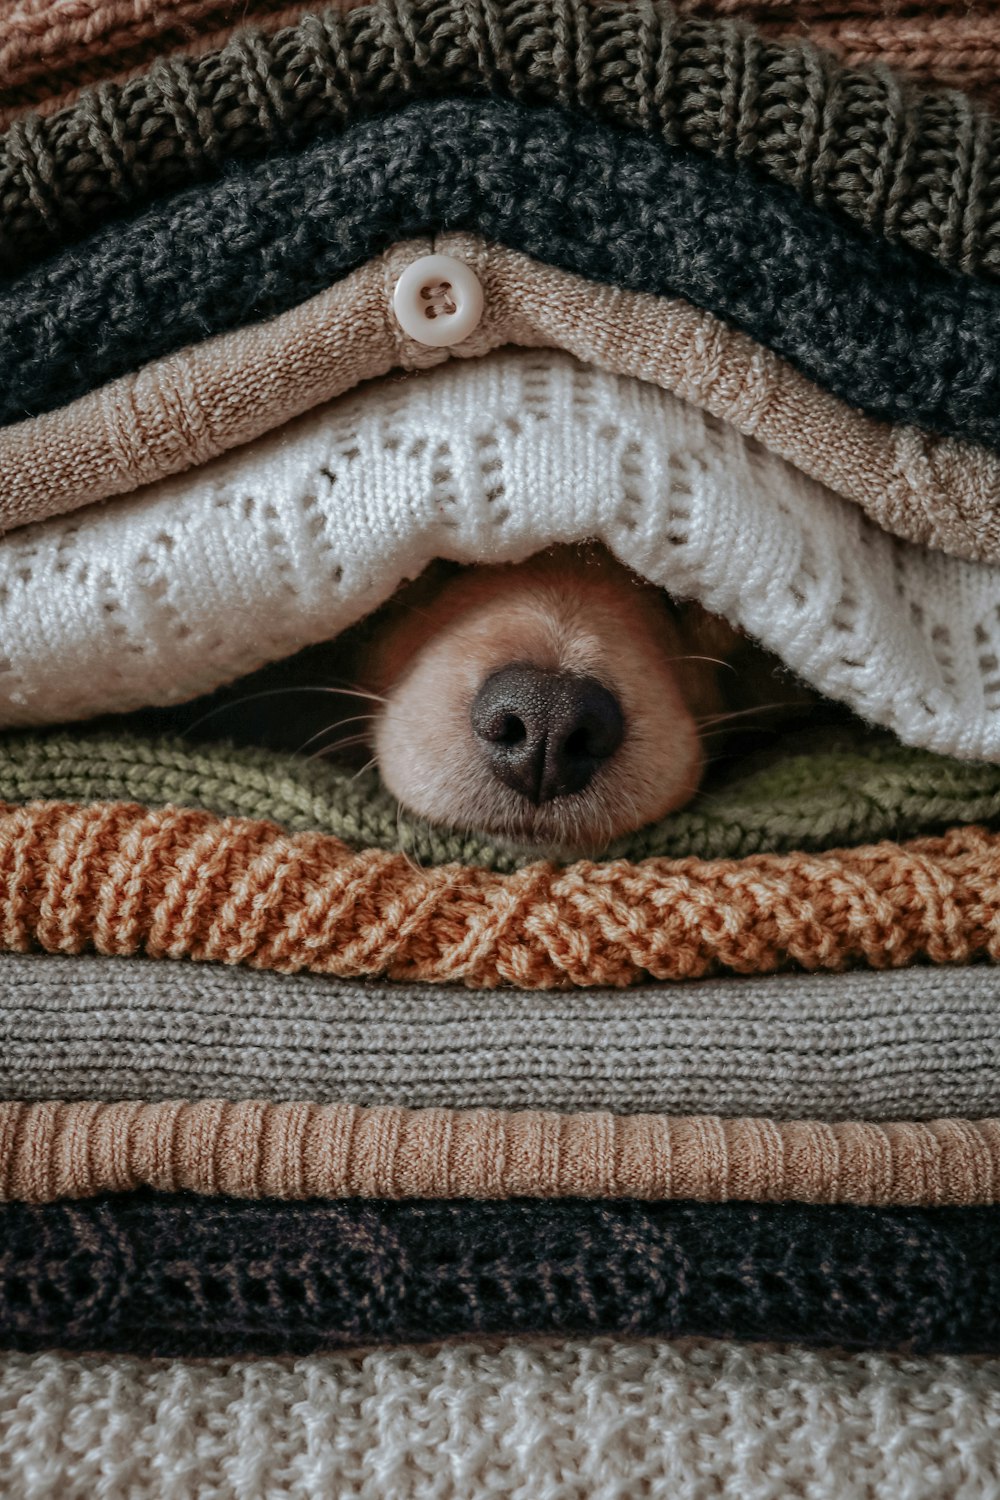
[2,1339,997,1500]
[3,348,999,758]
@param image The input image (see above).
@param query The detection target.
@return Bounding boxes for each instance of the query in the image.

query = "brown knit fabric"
[2,799,1000,988]
[3,0,1000,281]
[4,233,998,560]
[4,1,998,126]
[2,1100,999,1206]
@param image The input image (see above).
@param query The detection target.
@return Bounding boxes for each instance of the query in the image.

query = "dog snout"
[471,666,624,804]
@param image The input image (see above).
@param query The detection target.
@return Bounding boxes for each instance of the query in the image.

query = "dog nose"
[471,666,625,804]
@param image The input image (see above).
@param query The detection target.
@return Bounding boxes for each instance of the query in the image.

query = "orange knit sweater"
[2,799,1000,988]
[3,1100,999,1206]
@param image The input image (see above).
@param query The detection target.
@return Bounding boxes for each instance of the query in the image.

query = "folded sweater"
[3,797,1000,988]
[4,236,1000,564]
[3,725,998,867]
[3,1194,998,1355]
[7,350,1000,762]
[3,1099,998,1207]
[1,0,998,281]
[4,1338,998,1500]
[6,954,1000,1120]
[3,99,1000,446]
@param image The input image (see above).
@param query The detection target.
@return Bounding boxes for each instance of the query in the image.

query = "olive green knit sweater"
[3,727,1000,869]
[2,0,998,278]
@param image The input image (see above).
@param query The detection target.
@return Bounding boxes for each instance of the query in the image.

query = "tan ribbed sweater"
[2,234,997,562]
[2,1100,999,1206]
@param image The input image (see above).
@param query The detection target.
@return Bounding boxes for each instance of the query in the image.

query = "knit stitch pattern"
[8,351,1000,760]
[6,954,1000,1120]
[3,1338,998,1500]
[3,1099,999,1207]
[4,99,1000,447]
[3,1194,999,1355]
[2,725,998,868]
[2,0,1000,281]
[6,236,1000,563]
[3,798,1000,988]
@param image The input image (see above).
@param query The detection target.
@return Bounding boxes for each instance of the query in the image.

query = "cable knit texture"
[2,0,1000,280]
[3,797,1000,988]
[2,725,998,867]
[5,236,1000,563]
[4,100,1000,447]
[2,1338,999,1500]
[7,954,1000,1120]
[2,1100,999,1207]
[7,352,1000,758]
[2,1194,999,1355]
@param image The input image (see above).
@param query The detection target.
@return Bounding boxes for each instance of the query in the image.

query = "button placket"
[392,253,485,348]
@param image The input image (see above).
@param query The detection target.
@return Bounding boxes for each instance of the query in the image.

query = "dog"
[125,543,823,857]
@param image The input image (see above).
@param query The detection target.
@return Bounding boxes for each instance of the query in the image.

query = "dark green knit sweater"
[1,0,998,280]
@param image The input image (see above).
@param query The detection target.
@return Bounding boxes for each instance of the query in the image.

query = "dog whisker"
[184,684,387,735]
[294,714,377,756]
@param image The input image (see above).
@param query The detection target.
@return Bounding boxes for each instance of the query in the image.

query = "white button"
[393,254,484,348]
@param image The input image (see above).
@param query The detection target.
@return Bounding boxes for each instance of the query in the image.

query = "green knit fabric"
[2,0,999,278]
[2,728,998,869]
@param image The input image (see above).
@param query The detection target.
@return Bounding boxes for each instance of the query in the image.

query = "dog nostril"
[471,666,624,805]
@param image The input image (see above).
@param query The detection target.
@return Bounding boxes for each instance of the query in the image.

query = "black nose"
[470,666,624,804]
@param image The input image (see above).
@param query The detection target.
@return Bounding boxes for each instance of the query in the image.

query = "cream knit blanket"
[3,347,1000,759]
[2,1339,997,1500]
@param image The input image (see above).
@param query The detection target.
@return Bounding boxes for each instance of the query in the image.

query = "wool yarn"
[3,797,1000,988]
[5,235,1000,564]
[3,1194,999,1355]
[2,0,999,281]
[4,101,1000,448]
[6,953,1000,1121]
[2,1098,998,1207]
[2,1338,998,1500]
[8,351,1000,759]
[2,725,999,868]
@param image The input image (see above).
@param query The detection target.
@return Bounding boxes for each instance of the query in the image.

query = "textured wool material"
[2,798,1000,988]
[3,1342,999,1500]
[3,1194,999,1355]
[5,0,998,125]
[3,725,999,868]
[4,101,1000,447]
[7,352,1000,758]
[2,0,1000,282]
[3,1099,999,1207]
[5,237,1000,563]
[6,953,1000,1120]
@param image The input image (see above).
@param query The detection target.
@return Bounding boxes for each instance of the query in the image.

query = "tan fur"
[362,545,736,856]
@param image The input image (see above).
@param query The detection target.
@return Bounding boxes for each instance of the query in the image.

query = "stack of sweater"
[2,1,1000,1494]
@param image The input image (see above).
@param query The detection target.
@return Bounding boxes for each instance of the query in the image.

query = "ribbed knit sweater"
[3,1100,998,1208]
[3,99,1000,448]
[6,954,1000,1120]
[2,726,997,868]
[1,0,998,281]
[2,1195,998,1356]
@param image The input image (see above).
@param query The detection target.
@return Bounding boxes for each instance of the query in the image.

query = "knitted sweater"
[7,351,1000,761]
[3,797,1000,988]
[4,0,997,125]
[3,1339,998,1500]
[3,1099,998,1207]
[2,1194,998,1355]
[2,0,999,282]
[5,236,1000,564]
[3,726,998,867]
[3,100,1000,448]
[6,954,1000,1120]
